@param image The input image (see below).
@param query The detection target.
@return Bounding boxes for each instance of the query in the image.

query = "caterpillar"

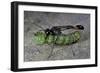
[33,31,80,45]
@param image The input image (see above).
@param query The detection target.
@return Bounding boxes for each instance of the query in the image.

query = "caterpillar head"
[33,31,46,44]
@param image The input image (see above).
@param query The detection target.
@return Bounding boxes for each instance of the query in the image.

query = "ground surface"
[24,11,90,62]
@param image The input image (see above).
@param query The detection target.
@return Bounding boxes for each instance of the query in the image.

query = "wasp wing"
[51,25,75,31]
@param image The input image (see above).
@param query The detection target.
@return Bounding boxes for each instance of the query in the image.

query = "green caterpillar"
[33,31,80,45]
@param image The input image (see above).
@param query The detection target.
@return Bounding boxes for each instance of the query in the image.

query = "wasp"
[33,25,84,45]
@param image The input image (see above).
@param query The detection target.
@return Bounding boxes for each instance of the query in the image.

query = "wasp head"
[76,25,84,30]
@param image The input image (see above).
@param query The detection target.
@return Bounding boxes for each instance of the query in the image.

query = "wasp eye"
[76,25,84,30]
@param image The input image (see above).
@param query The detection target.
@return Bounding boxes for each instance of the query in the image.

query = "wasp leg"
[47,44,54,60]
[71,48,76,56]
[36,47,41,53]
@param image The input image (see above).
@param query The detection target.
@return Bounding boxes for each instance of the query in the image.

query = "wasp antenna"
[33,22,45,30]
